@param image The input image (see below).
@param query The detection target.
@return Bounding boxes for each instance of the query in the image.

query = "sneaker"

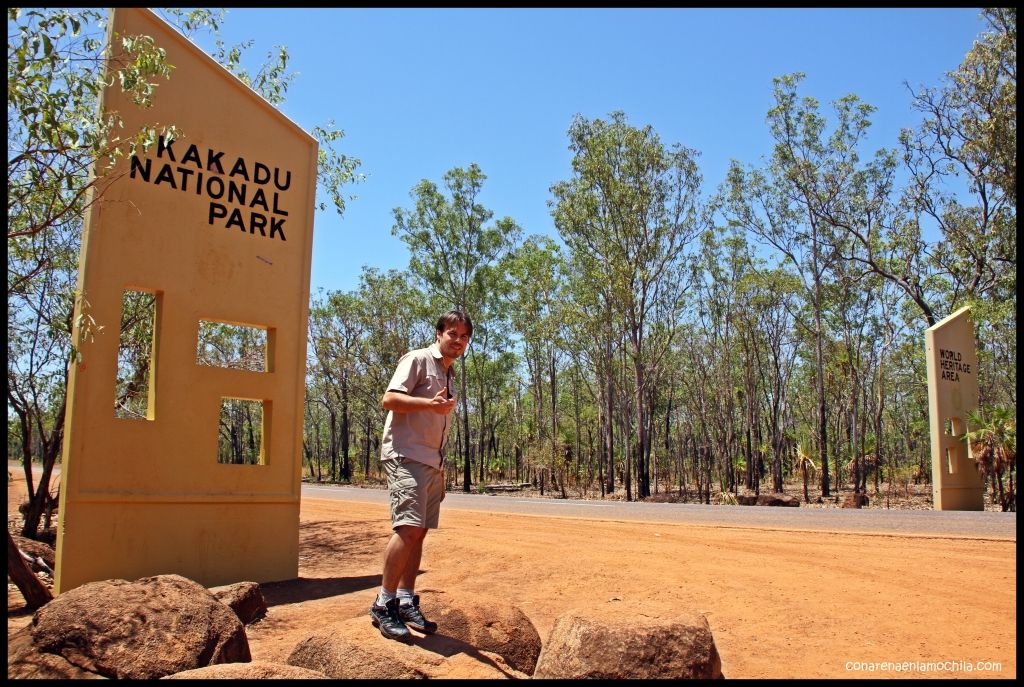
[369,597,411,642]
[398,595,438,634]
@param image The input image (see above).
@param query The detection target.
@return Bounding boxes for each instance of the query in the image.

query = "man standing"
[369,309,472,642]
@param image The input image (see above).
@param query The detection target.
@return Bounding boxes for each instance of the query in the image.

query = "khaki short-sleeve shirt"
[380,343,454,470]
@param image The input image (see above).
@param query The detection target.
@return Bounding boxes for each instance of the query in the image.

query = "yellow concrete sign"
[55,8,318,592]
[925,307,984,511]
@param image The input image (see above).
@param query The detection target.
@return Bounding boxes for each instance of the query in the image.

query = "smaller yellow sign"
[925,307,984,510]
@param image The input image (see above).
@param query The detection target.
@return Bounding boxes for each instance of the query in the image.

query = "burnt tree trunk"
[7,533,52,609]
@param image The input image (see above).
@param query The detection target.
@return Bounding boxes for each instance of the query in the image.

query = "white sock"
[376,587,396,606]
[397,588,415,606]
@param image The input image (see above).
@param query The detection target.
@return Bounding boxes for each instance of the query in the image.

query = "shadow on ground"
[260,575,381,606]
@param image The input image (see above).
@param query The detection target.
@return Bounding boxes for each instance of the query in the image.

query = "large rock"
[287,613,528,679]
[164,661,328,679]
[534,603,724,679]
[9,573,250,680]
[423,590,542,674]
[737,492,800,507]
[7,627,104,679]
[209,581,267,625]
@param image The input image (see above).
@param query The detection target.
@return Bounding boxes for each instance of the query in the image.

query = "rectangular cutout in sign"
[115,289,159,420]
[197,320,270,372]
[218,397,266,465]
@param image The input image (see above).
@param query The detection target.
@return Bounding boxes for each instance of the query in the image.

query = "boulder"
[9,573,250,680]
[737,493,800,507]
[7,627,104,679]
[164,661,328,679]
[534,603,724,679]
[422,589,542,674]
[286,612,527,679]
[209,581,267,624]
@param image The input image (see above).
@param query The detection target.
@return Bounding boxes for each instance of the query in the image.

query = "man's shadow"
[411,631,523,679]
[259,570,428,607]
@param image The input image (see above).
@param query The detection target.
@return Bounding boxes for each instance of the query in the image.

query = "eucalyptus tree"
[742,264,801,494]
[862,276,910,493]
[303,376,329,480]
[8,8,177,272]
[902,7,1015,309]
[8,7,363,538]
[900,8,1016,407]
[6,231,75,537]
[676,327,718,503]
[464,348,519,484]
[813,7,1015,421]
[563,356,600,493]
[722,73,879,496]
[391,164,521,491]
[689,227,747,492]
[551,112,705,499]
[950,7,1015,202]
[462,305,517,487]
[350,267,429,478]
[649,339,687,494]
[505,236,569,492]
[825,253,877,494]
[559,246,621,495]
[885,316,933,477]
[307,290,365,481]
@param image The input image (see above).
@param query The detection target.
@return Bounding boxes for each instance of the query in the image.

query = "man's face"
[437,322,471,360]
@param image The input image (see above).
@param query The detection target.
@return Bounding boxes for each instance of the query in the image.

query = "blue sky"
[179,8,986,296]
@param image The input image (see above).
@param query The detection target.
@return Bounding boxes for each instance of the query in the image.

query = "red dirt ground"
[8,472,1017,679]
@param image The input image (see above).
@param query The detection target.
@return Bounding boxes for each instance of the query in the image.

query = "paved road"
[302,483,1016,541]
[13,462,1011,540]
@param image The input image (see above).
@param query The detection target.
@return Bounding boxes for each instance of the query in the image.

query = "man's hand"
[430,388,456,414]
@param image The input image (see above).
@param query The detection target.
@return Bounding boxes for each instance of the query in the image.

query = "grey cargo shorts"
[382,455,446,529]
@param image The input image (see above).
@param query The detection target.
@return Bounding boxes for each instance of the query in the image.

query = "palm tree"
[964,406,1017,511]
[794,444,818,504]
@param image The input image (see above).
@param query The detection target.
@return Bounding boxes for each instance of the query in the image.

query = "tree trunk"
[550,349,559,496]
[341,369,351,481]
[634,363,649,498]
[624,429,633,502]
[813,232,830,497]
[20,410,64,540]
[8,533,52,609]
[575,365,583,490]
[461,358,472,493]
[604,338,615,495]
[363,414,372,479]
[328,408,338,481]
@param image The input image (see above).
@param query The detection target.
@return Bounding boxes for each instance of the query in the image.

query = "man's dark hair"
[436,309,473,337]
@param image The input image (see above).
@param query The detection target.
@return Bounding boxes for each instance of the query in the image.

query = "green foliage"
[392,163,520,315]
[311,123,365,215]
[964,405,1016,476]
[943,8,1015,201]
[901,8,1016,311]
[963,404,1016,510]
[8,8,180,294]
